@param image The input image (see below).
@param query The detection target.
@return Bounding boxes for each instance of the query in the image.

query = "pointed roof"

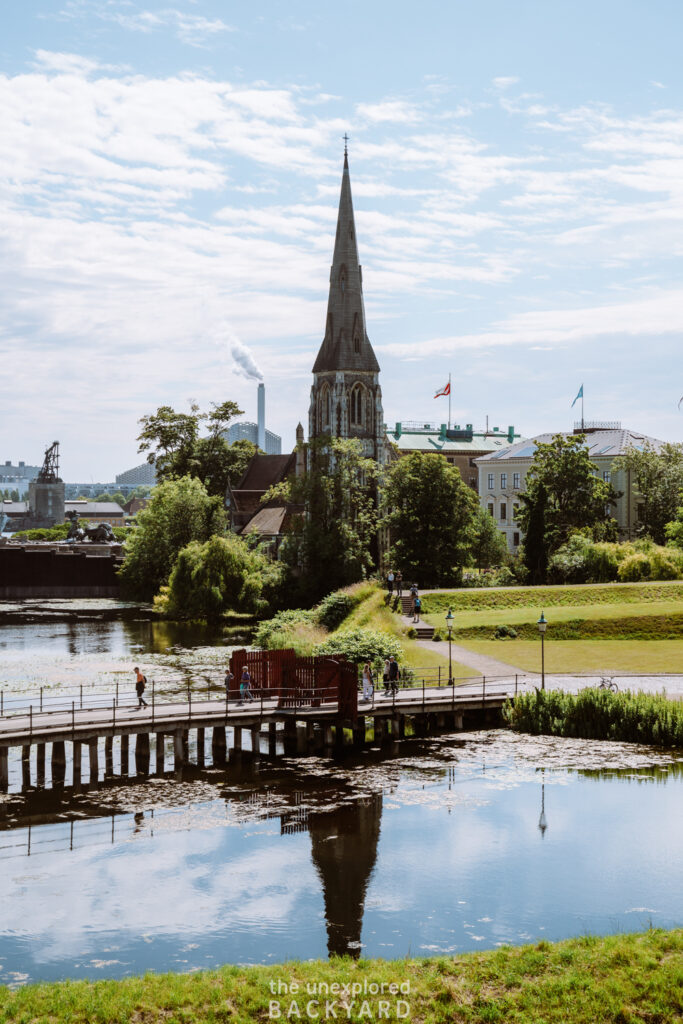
[312,149,380,374]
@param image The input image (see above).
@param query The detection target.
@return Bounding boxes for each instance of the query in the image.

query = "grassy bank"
[2,930,681,1023]
[254,583,474,677]
[422,581,683,674]
[505,688,683,746]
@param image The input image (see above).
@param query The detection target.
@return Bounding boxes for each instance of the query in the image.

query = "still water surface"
[1,605,682,986]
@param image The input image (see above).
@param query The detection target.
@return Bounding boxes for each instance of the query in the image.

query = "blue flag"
[571,384,583,408]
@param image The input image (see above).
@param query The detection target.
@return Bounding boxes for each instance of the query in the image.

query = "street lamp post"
[445,608,454,685]
[537,611,547,690]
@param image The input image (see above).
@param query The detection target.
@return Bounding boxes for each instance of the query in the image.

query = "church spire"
[312,148,380,374]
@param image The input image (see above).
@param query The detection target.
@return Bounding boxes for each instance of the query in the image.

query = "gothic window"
[320,384,331,429]
[350,383,365,427]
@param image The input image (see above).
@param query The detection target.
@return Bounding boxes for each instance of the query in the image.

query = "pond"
[0,606,682,986]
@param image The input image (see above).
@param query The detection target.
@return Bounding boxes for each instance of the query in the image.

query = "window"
[487,502,494,517]
[447,457,454,464]
[321,385,330,428]
[500,472,507,489]
[350,384,365,427]
[513,472,520,488]
[487,473,494,490]
[500,502,507,521]
[603,470,611,483]
[513,532,520,547]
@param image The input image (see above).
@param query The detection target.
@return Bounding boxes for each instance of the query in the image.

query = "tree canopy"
[158,532,283,622]
[516,434,618,582]
[381,452,479,586]
[269,437,379,603]
[118,476,226,601]
[616,442,683,544]
[136,401,256,497]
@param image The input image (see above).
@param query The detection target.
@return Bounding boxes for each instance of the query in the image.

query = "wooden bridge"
[0,650,519,792]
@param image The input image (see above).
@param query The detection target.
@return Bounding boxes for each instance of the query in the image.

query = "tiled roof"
[235,454,295,492]
[241,506,289,536]
[392,434,520,454]
[475,429,668,462]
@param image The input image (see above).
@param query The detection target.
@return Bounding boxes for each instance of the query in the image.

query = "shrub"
[494,624,518,639]
[315,591,355,630]
[618,552,652,582]
[406,627,418,639]
[315,627,403,668]
[253,608,316,649]
[431,628,444,641]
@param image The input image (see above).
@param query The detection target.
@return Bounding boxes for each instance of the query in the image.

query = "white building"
[475,423,668,553]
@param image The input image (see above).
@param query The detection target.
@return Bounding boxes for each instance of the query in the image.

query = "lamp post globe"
[537,611,547,691]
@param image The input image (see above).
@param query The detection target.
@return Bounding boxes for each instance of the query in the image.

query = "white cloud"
[59,1,235,47]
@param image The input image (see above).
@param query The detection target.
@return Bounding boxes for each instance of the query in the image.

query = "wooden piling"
[173,729,185,770]
[36,743,45,788]
[233,726,243,756]
[89,738,99,785]
[120,734,129,776]
[373,717,385,745]
[104,736,114,777]
[135,733,150,775]
[268,722,277,757]
[323,725,334,748]
[155,733,165,774]
[296,724,308,754]
[250,727,261,760]
[397,716,406,739]
[211,726,226,766]
[21,745,30,790]
[51,741,66,787]
[72,740,82,788]
[196,727,205,768]
[0,747,8,793]
[454,712,464,730]
[352,717,365,748]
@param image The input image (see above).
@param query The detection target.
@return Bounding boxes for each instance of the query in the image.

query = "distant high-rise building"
[0,459,41,498]
[227,421,282,455]
[115,462,157,486]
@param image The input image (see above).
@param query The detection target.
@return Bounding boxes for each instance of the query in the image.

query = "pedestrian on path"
[133,666,148,710]
[362,661,374,702]
[409,582,419,617]
[239,666,255,704]
[388,655,400,696]
[224,667,234,698]
[382,657,391,694]
[413,595,422,624]
[395,570,403,597]
[387,569,395,595]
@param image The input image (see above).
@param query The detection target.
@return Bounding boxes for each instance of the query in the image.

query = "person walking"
[382,657,391,694]
[409,582,419,618]
[395,570,403,598]
[361,661,374,702]
[388,655,400,696]
[224,667,234,699]
[413,594,422,624]
[133,666,148,710]
[239,666,255,703]
[387,569,395,596]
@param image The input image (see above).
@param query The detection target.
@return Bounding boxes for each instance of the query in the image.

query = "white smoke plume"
[229,335,263,382]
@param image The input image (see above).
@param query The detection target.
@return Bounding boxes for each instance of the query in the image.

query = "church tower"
[308,146,385,464]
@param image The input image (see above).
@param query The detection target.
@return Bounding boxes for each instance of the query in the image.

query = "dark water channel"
[1,605,682,986]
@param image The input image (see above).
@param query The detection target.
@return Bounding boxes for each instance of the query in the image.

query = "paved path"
[417,636,524,677]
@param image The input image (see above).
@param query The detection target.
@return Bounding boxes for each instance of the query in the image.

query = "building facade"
[308,148,385,464]
[390,421,520,491]
[1,460,40,498]
[226,422,282,455]
[475,424,668,552]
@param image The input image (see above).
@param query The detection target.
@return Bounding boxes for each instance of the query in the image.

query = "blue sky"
[1,0,682,479]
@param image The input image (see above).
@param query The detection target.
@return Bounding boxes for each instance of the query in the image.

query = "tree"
[666,501,683,549]
[516,435,617,582]
[136,400,255,497]
[470,504,509,569]
[158,533,283,622]
[616,442,683,544]
[380,452,479,586]
[118,476,226,601]
[269,437,379,603]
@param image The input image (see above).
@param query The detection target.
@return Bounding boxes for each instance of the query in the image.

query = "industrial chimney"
[257,382,266,451]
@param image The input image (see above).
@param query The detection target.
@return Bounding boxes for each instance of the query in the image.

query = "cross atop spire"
[343,132,349,167]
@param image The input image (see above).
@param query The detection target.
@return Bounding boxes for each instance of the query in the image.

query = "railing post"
[30,705,33,740]
[1,690,3,717]
[515,674,518,698]
[188,688,192,723]
[438,666,441,687]
[116,681,119,707]
[72,700,75,739]
[113,698,116,731]
[40,687,43,713]
[422,675,425,713]
[152,679,155,712]
[482,675,486,707]
[80,684,83,709]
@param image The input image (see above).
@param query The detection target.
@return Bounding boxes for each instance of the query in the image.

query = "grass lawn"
[423,579,683,612]
[2,930,681,1024]
[457,638,683,674]
[423,599,683,633]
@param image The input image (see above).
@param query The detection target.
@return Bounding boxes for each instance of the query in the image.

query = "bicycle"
[598,677,619,693]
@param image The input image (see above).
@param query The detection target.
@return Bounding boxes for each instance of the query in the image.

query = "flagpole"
[448,373,451,430]
[581,387,584,431]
